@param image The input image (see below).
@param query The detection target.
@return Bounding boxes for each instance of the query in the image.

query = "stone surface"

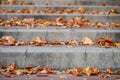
[0,14,119,22]
[0,29,119,41]
[0,74,120,80]
[0,5,120,11]
[5,0,120,5]
[0,46,120,70]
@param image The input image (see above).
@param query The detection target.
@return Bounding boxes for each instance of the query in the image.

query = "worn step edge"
[0,29,120,41]
[0,46,119,70]
[0,14,119,22]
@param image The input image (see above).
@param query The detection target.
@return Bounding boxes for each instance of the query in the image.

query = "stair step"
[0,46,119,70]
[0,14,119,22]
[0,5,119,11]
[2,0,120,5]
[0,28,119,41]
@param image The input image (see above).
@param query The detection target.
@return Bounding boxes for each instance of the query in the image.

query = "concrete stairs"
[0,0,120,70]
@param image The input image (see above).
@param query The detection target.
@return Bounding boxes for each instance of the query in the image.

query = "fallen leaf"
[83,67,92,76]
[6,63,18,72]
[79,6,86,13]
[44,67,56,74]
[114,43,120,48]
[15,69,23,76]
[106,68,114,74]
[116,70,120,75]
[98,73,110,78]
[82,37,94,45]
[1,36,16,46]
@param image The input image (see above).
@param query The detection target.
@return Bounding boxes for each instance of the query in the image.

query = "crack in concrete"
[46,30,48,40]
[24,48,28,67]
[112,49,117,70]
[85,49,88,66]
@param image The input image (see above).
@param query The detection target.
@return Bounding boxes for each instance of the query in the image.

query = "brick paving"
[0,74,120,80]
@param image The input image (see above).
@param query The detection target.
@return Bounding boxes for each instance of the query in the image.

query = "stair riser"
[3,0,119,5]
[0,46,119,70]
[0,29,120,41]
[0,14,120,22]
[0,5,119,11]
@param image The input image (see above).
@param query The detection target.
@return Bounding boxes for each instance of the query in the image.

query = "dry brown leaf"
[6,63,18,71]
[82,37,94,45]
[116,70,120,75]
[67,40,79,46]
[79,6,86,13]
[106,68,114,74]
[91,68,100,74]
[114,43,120,48]
[15,69,23,76]
[98,73,110,78]
[1,36,16,46]
[43,67,56,74]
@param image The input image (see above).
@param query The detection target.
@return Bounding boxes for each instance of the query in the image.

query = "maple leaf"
[91,68,100,74]
[73,68,83,76]
[114,43,120,48]
[6,63,18,72]
[30,66,43,74]
[67,40,79,46]
[78,6,86,13]
[1,36,16,46]
[31,36,47,46]
[82,37,94,45]
[64,68,80,76]
[43,67,56,74]
[83,67,92,76]
[66,19,74,27]
[48,41,58,45]
[105,37,113,44]
[106,68,114,74]
[15,41,27,46]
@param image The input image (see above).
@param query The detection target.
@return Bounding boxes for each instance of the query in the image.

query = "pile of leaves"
[64,67,120,78]
[0,63,57,77]
[0,0,34,5]
[0,36,120,48]
[0,63,120,78]
[0,7,119,14]
[0,17,119,29]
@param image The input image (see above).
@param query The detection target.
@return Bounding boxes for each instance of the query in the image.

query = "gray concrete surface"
[0,14,119,22]
[3,0,120,5]
[0,28,119,41]
[0,5,119,11]
[0,46,120,70]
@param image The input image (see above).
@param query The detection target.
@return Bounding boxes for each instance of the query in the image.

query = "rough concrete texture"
[0,5,120,11]
[0,46,120,70]
[0,29,119,41]
[5,0,120,5]
[0,74,120,80]
[0,14,119,22]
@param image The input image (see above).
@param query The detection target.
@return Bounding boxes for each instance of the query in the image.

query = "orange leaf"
[6,63,18,71]
[106,68,114,74]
